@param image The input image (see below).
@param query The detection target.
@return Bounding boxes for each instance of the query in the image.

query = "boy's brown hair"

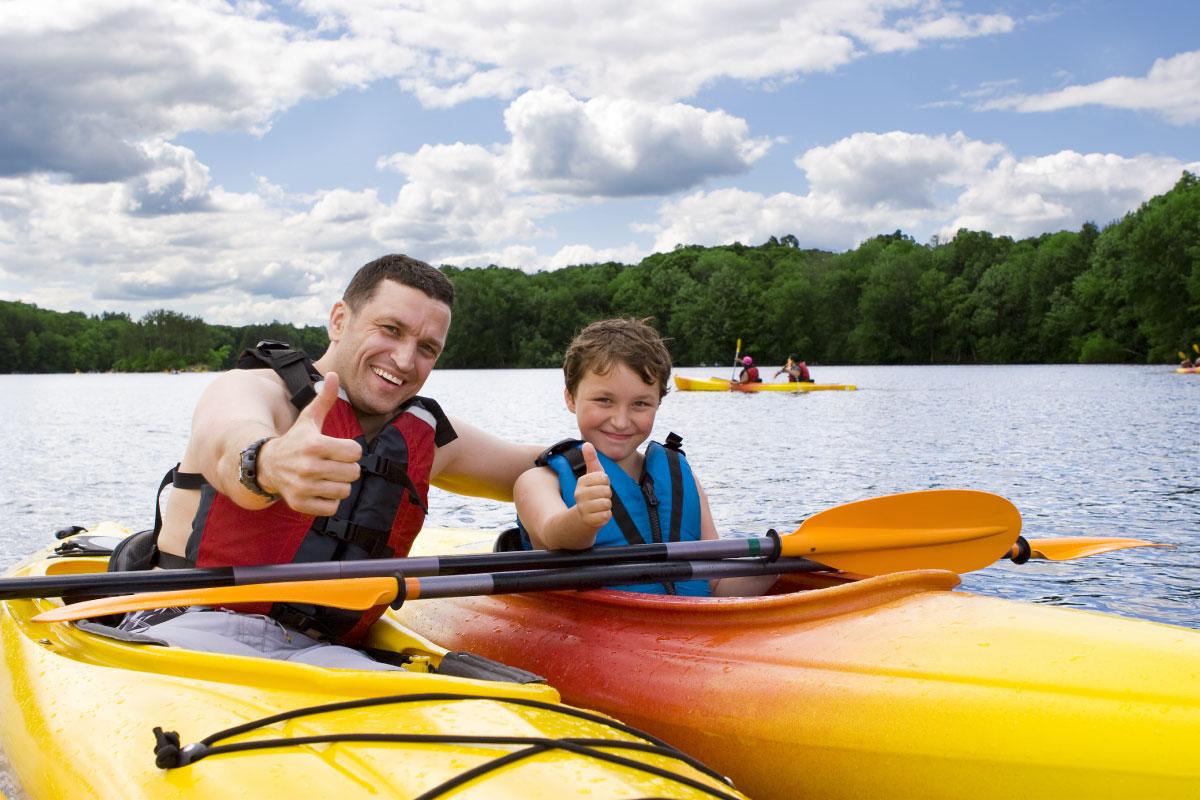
[563,318,673,398]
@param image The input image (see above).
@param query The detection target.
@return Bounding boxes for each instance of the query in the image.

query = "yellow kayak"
[0,528,745,800]
[673,375,857,392]
[398,528,1200,800]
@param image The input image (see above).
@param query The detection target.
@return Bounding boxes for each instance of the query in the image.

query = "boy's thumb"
[301,371,340,428]
[581,441,602,474]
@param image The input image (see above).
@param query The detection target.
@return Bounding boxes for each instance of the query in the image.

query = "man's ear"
[328,300,348,342]
[564,386,576,413]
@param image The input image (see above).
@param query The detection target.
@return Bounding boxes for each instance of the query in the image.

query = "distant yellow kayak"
[673,375,856,392]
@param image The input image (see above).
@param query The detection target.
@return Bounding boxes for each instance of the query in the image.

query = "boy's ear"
[564,386,576,412]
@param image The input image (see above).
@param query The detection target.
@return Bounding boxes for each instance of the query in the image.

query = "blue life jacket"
[517,433,710,596]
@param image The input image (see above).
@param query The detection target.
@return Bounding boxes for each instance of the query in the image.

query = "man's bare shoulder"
[194,367,296,426]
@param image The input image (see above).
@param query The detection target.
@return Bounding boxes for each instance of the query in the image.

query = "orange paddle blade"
[781,489,1020,574]
[33,577,401,623]
[1022,537,1172,561]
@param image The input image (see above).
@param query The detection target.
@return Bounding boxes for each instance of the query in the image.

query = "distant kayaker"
[774,354,813,383]
[110,254,540,669]
[512,318,776,597]
[736,355,761,383]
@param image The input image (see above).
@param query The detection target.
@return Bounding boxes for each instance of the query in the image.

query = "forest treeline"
[3,171,1197,373]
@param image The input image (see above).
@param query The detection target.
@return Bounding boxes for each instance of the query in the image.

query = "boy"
[513,317,774,596]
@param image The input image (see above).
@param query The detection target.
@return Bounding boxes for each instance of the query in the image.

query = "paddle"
[1008,536,1170,563]
[0,490,1019,601]
[31,534,1171,623]
[730,338,742,381]
[34,558,822,622]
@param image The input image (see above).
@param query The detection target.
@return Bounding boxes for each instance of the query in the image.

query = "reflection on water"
[0,365,1197,628]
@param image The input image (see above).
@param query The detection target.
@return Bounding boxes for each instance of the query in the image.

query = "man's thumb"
[581,441,602,474]
[302,371,341,428]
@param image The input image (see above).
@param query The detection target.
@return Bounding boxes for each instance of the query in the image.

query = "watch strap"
[239,436,278,500]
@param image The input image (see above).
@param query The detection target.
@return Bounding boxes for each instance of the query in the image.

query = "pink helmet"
[742,356,753,365]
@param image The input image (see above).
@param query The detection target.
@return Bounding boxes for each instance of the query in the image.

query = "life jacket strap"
[236,340,322,411]
[310,516,395,559]
[359,452,428,512]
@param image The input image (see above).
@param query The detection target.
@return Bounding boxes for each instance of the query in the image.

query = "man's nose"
[390,337,417,371]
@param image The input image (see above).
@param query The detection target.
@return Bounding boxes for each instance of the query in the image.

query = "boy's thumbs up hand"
[573,442,613,531]
[254,371,363,516]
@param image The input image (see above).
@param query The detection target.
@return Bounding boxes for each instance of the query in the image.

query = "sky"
[1,0,1198,326]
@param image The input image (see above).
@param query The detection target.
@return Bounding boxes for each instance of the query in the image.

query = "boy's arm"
[695,477,779,597]
[431,418,541,501]
[515,443,612,550]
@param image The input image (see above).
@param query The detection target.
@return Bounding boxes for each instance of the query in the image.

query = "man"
[128,254,539,669]
[774,354,812,383]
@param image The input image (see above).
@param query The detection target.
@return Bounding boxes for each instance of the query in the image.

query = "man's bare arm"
[189,370,363,516]
[431,419,541,501]
[188,368,289,508]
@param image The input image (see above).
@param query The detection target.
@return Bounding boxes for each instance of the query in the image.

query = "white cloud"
[983,50,1200,125]
[374,142,558,253]
[0,0,411,180]
[0,174,377,322]
[648,132,1200,251]
[797,131,1005,210]
[295,0,1016,105]
[367,88,769,262]
[123,141,214,216]
[544,242,645,269]
[505,88,772,196]
[946,150,1194,236]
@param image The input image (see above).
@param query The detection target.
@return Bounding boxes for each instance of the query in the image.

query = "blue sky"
[1,1,1197,325]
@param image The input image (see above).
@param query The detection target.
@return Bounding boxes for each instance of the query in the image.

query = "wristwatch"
[238,436,279,500]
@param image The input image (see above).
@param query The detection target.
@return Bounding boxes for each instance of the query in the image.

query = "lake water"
[0,365,1197,629]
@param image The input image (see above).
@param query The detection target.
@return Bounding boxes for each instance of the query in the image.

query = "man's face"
[327,279,451,417]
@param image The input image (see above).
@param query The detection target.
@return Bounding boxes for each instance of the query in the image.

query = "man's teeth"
[372,367,404,386]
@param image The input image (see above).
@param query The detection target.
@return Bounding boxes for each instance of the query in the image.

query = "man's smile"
[372,366,405,387]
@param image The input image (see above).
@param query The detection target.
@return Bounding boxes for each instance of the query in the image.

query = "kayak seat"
[493,527,523,552]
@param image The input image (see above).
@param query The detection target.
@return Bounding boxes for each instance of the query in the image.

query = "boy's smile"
[566,362,662,475]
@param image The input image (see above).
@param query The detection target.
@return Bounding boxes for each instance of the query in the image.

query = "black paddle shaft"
[0,536,791,600]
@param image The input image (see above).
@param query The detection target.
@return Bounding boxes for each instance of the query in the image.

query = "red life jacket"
[741,366,760,382]
[183,342,455,644]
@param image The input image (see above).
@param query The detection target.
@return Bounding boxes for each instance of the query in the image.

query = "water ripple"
[1,365,1196,629]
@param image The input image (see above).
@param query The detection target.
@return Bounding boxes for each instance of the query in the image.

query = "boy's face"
[566,362,661,467]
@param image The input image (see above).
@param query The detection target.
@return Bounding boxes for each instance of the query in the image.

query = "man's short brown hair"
[343,254,455,309]
[563,318,673,399]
